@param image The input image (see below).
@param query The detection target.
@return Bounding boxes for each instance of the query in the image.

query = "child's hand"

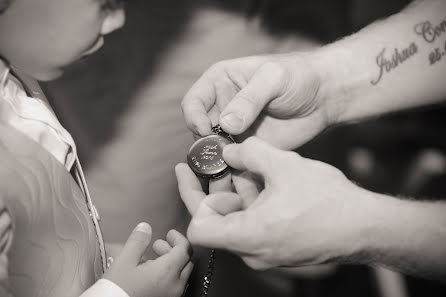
[104,223,193,297]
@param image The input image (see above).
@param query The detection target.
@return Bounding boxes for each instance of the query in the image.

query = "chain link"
[212,125,235,143]
[201,249,216,297]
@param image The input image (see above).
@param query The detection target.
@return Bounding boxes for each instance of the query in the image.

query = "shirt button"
[107,257,114,268]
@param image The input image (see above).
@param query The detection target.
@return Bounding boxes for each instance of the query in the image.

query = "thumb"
[219,62,286,135]
[118,222,152,267]
[223,137,281,180]
[206,192,244,215]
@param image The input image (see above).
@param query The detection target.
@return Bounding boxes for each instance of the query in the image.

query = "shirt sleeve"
[79,279,130,297]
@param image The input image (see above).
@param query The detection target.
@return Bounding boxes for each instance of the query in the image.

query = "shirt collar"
[0,57,10,93]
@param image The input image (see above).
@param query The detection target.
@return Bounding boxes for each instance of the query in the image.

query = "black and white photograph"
[0,0,445,296]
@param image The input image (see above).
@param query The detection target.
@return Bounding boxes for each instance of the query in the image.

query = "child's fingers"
[152,239,172,257]
[117,223,152,267]
[180,261,194,281]
[158,230,192,272]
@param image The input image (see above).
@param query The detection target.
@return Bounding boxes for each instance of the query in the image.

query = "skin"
[105,224,193,297]
[178,0,446,281]
[0,0,125,81]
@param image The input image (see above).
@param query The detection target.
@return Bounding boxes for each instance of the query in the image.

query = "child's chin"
[32,69,64,82]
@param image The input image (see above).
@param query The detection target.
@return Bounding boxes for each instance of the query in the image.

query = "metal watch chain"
[201,249,216,297]
[211,125,235,142]
[200,125,227,297]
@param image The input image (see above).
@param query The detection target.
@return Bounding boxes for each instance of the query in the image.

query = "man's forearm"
[307,0,446,280]
[351,187,446,281]
[311,0,446,125]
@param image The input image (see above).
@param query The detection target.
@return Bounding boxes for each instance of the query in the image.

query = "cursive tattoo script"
[428,40,446,65]
[371,42,418,85]
[414,19,446,43]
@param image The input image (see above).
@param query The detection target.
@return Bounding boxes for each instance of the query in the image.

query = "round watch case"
[187,134,234,178]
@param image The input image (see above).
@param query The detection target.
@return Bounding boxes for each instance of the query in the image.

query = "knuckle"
[208,61,226,74]
[327,164,345,179]
[261,61,286,81]
[306,158,345,180]
[243,136,258,148]
[280,150,300,163]
[236,93,262,110]
[242,257,270,271]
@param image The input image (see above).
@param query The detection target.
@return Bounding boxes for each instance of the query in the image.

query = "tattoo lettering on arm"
[371,42,418,85]
[370,17,446,86]
[414,18,446,66]
[427,41,446,65]
[414,19,446,43]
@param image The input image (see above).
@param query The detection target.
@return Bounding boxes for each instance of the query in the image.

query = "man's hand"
[176,137,368,270]
[104,223,193,297]
[181,54,335,150]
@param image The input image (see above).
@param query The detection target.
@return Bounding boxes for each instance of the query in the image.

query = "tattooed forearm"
[370,43,418,85]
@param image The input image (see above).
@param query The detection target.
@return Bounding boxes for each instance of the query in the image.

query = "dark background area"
[44,0,446,296]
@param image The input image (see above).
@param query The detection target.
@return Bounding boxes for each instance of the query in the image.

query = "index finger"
[181,75,215,136]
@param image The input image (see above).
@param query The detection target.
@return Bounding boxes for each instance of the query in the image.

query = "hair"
[0,0,11,13]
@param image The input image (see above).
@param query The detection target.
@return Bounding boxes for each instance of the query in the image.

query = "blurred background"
[43,0,446,296]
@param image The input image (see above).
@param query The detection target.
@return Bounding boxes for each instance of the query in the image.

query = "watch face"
[187,134,233,178]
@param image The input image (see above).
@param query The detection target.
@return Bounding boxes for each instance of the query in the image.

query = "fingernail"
[134,222,151,234]
[221,113,244,131]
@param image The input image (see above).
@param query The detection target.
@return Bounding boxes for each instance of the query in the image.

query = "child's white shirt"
[0,59,129,297]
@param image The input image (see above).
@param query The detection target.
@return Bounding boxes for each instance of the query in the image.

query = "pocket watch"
[187,125,235,179]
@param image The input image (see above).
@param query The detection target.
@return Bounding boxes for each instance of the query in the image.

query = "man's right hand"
[176,137,365,270]
[181,53,337,150]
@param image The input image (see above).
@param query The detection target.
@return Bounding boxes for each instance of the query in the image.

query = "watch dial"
[187,134,233,178]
